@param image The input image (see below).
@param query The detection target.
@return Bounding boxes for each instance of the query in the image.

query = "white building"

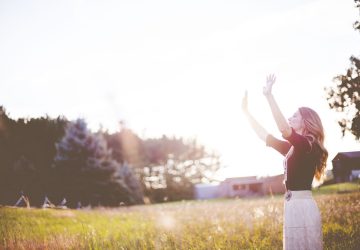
[194,174,285,200]
[194,183,220,200]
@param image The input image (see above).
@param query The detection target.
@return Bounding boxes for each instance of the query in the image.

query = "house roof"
[332,151,360,161]
[221,174,285,185]
[224,176,257,182]
[222,176,264,185]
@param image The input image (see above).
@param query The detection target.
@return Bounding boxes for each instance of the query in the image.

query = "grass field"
[0,186,359,249]
[314,181,360,195]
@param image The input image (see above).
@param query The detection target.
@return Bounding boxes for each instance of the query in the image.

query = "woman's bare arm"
[263,74,292,137]
[242,91,269,142]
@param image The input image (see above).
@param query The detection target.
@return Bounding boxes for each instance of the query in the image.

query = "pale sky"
[0,0,359,180]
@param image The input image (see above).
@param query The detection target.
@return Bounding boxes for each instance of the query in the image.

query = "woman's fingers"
[267,74,276,85]
[263,74,277,96]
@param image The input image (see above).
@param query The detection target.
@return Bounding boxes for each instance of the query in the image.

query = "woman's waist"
[285,190,313,200]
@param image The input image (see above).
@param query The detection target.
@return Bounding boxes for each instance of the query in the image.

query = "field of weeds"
[1,191,359,250]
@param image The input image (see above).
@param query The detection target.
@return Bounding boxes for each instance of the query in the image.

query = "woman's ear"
[301,119,306,129]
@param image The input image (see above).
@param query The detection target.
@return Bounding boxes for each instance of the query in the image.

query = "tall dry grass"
[1,192,359,249]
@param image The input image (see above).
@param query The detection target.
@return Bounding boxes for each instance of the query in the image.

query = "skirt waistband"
[285,190,313,201]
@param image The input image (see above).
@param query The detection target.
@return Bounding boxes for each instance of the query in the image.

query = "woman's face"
[288,110,304,133]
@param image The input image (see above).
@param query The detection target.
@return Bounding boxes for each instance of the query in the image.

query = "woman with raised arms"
[242,74,327,250]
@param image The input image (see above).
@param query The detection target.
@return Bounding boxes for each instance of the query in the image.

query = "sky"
[0,0,359,180]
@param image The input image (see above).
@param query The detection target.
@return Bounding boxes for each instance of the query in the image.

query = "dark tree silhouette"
[0,107,67,206]
[325,0,360,140]
[54,119,143,207]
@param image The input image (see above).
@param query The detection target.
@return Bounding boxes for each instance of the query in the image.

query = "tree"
[115,162,144,204]
[104,125,147,201]
[54,119,143,207]
[325,0,360,140]
[0,107,67,206]
[106,127,222,203]
[142,136,221,202]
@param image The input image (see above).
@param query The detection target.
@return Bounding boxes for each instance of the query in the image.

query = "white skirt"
[283,190,323,250]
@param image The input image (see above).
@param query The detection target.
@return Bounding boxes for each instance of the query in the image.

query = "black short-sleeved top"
[266,128,320,190]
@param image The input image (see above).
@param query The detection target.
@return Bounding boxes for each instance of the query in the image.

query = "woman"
[242,74,327,250]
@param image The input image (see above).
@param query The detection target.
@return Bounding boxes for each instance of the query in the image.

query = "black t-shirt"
[266,128,320,190]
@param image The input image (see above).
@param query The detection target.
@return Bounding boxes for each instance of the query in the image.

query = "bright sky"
[0,0,359,180]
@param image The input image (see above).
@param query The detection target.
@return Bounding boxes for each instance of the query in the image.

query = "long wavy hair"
[299,107,328,181]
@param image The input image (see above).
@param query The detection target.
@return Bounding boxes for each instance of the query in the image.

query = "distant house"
[332,151,360,183]
[194,174,285,200]
[218,176,262,198]
[218,175,285,198]
[262,174,287,195]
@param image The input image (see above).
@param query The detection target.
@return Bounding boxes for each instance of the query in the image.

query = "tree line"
[325,0,360,141]
[0,107,220,208]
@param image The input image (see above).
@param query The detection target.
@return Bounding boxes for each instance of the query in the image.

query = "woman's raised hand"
[242,90,248,113]
[263,74,276,96]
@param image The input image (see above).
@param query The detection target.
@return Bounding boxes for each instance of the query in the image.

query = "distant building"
[194,183,220,200]
[194,174,285,200]
[218,175,285,198]
[332,151,360,183]
[262,174,286,195]
[218,176,262,198]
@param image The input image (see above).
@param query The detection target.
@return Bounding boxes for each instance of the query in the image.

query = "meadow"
[0,184,359,250]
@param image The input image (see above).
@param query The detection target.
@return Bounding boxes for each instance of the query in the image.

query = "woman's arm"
[263,74,292,137]
[242,91,269,142]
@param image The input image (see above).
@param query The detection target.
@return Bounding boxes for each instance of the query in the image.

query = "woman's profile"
[242,74,327,249]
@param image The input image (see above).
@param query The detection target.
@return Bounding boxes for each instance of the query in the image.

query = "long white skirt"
[283,190,323,250]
